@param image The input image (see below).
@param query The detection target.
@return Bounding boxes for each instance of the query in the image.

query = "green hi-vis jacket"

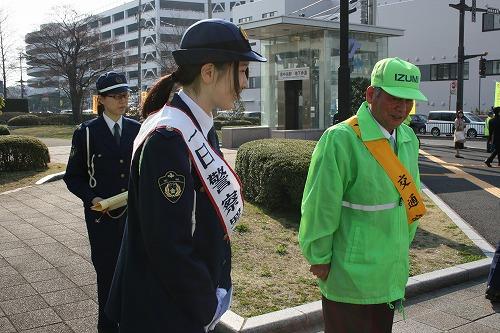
[299,101,421,305]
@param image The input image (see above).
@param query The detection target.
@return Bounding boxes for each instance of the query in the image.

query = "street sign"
[487,7,500,14]
[277,67,310,81]
[450,80,457,95]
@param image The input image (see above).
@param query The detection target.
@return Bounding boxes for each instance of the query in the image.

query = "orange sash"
[346,116,426,224]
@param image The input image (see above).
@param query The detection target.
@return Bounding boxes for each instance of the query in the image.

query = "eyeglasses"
[106,93,129,101]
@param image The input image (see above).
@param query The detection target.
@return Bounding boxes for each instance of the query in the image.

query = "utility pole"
[338,0,350,122]
[449,0,491,111]
[137,0,142,105]
[18,53,25,99]
[207,0,212,18]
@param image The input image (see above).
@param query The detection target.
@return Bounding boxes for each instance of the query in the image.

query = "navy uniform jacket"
[64,116,141,219]
[106,95,231,333]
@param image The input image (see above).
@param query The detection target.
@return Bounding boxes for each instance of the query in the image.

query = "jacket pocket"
[347,226,362,263]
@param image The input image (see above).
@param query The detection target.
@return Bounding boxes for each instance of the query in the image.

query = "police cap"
[96,72,129,95]
[172,19,266,65]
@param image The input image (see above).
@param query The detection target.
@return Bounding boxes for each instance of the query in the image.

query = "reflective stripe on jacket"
[299,101,421,305]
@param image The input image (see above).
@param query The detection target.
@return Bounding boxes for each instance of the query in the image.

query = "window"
[113,12,124,22]
[143,35,156,45]
[101,31,111,40]
[160,34,181,43]
[128,70,139,79]
[114,57,125,66]
[89,20,98,29]
[100,16,111,26]
[160,17,198,27]
[114,27,125,37]
[239,16,252,23]
[483,13,500,32]
[114,42,125,51]
[128,54,139,64]
[211,3,225,13]
[160,0,204,12]
[127,7,138,17]
[418,62,469,81]
[127,39,139,48]
[486,59,500,76]
[248,77,261,89]
[262,11,277,19]
[128,23,138,33]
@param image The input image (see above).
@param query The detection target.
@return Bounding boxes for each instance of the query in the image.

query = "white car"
[425,111,485,138]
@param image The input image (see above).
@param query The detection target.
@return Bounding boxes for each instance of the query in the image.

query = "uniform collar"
[356,101,411,143]
[178,89,214,138]
[102,112,123,135]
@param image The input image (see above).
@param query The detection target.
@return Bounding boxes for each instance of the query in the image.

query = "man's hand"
[310,264,330,281]
[91,197,104,206]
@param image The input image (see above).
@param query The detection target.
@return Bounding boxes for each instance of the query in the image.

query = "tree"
[153,19,188,76]
[25,7,125,123]
[350,77,370,115]
[0,11,16,98]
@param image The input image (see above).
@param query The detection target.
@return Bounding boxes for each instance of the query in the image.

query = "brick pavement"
[0,181,98,333]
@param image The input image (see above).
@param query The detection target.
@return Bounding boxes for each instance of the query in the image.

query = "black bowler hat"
[96,72,129,95]
[172,19,267,65]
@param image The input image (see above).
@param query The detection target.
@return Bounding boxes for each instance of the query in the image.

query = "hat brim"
[172,48,267,65]
[380,86,427,102]
[101,86,130,95]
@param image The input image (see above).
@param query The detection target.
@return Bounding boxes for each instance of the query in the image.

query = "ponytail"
[142,73,177,118]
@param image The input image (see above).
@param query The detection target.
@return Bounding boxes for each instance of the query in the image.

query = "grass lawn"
[0,163,66,193]
[230,193,485,317]
[10,125,76,140]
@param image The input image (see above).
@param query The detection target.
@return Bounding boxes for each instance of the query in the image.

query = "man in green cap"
[299,57,428,332]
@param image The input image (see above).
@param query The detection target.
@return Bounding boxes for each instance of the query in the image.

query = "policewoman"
[105,19,266,332]
[64,72,140,333]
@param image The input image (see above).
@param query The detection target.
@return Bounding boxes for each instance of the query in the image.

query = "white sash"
[133,105,243,238]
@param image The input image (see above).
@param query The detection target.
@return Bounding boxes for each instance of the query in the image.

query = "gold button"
[121,188,126,192]
[121,174,125,178]
[199,187,205,193]
[98,154,102,157]
[119,159,124,163]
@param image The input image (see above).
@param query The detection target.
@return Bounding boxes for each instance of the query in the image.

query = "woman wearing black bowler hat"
[105,19,266,332]
[64,72,141,333]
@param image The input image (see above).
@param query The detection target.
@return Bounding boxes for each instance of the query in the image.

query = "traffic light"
[479,58,487,78]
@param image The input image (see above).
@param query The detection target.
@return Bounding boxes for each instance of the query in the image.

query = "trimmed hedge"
[7,114,41,126]
[0,112,27,125]
[235,139,316,215]
[214,119,253,130]
[0,135,50,171]
[0,125,10,135]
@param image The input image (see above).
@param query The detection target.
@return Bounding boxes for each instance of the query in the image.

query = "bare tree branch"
[25,6,126,123]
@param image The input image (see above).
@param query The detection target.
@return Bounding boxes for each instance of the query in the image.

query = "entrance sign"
[277,67,310,81]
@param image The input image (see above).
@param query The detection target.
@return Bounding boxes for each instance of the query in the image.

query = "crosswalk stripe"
[419,149,500,199]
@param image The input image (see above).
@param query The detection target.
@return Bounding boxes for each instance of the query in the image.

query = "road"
[419,137,500,246]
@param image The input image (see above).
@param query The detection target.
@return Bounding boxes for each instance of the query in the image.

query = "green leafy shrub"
[236,139,316,215]
[214,119,253,130]
[0,125,10,135]
[7,114,41,126]
[0,135,50,171]
[39,113,98,125]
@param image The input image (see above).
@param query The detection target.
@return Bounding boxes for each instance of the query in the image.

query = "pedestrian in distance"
[454,110,466,158]
[299,57,427,333]
[63,71,141,333]
[105,19,266,333]
[485,106,500,167]
[485,109,494,153]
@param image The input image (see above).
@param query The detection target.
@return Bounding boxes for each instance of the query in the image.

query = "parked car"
[60,109,72,114]
[425,110,484,138]
[409,114,427,134]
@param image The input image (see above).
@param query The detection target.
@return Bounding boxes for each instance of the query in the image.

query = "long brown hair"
[141,61,244,118]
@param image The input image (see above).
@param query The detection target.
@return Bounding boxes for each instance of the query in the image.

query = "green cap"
[371,57,428,101]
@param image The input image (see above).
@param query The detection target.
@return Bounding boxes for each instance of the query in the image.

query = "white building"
[234,0,500,116]
[376,0,500,114]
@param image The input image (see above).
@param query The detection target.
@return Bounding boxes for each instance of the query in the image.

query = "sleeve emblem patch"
[158,171,185,203]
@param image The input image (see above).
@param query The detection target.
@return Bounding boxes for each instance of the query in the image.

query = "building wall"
[376,0,500,114]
